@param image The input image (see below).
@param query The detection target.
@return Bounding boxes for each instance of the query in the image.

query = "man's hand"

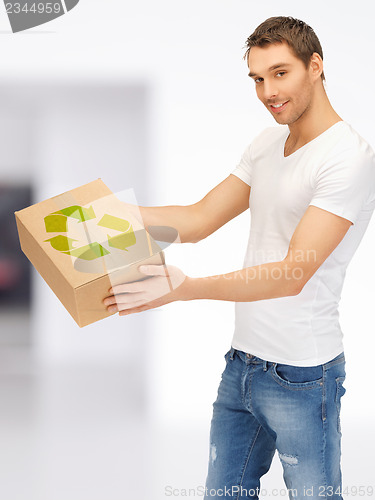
[103,264,188,316]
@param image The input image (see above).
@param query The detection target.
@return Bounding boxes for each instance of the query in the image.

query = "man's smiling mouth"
[269,101,289,112]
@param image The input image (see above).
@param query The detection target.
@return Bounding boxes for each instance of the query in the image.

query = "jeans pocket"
[335,376,346,434]
[271,363,323,390]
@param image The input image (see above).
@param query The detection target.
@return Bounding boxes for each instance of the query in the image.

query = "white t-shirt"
[231,121,375,366]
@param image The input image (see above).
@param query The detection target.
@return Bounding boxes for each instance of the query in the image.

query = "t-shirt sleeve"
[231,143,252,186]
[309,149,375,225]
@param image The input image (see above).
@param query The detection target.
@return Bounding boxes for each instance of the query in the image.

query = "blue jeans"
[204,347,346,499]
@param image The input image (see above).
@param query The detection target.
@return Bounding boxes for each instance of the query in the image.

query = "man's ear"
[310,52,323,81]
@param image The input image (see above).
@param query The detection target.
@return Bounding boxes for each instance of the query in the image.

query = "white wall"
[0,0,374,496]
[2,0,374,428]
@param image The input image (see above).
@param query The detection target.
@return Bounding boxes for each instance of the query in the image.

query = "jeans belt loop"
[229,347,235,361]
[263,359,268,371]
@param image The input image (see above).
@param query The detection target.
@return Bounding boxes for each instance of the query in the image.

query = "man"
[104,16,375,499]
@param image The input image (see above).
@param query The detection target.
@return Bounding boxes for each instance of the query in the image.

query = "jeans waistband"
[229,347,345,368]
[229,348,271,371]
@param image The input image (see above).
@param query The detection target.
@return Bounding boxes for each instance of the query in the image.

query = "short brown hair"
[244,16,325,81]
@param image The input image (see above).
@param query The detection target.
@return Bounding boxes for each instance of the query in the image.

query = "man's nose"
[262,80,278,100]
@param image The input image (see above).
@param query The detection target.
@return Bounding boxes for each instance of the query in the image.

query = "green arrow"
[43,207,138,262]
[63,242,110,261]
[45,235,77,252]
[98,214,131,232]
[44,214,68,233]
[98,214,136,251]
[45,236,109,261]
[56,205,96,223]
[107,231,136,251]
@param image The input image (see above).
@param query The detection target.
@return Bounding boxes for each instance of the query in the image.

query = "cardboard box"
[15,179,165,327]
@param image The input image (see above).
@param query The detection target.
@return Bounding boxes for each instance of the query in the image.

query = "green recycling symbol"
[44,206,136,261]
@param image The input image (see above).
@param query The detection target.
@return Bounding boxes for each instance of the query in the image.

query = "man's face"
[248,42,315,125]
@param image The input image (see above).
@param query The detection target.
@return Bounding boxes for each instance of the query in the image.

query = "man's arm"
[139,174,250,243]
[185,205,352,301]
[104,205,353,316]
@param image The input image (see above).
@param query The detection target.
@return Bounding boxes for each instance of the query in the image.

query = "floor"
[0,312,374,499]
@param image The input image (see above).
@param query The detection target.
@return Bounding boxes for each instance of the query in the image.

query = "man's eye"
[276,72,286,77]
[254,78,263,84]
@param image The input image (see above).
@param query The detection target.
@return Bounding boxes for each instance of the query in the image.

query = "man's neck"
[285,91,342,155]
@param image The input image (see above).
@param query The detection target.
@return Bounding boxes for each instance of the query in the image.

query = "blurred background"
[0,1,374,499]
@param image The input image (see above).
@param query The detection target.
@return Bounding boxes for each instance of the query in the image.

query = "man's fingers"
[139,264,186,290]
[119,298,164,316]
[103,263,186,314]
[119,304,152,316]
[109,282,144,294]
[117,299,146,311]
[104,293,146,308]
[106,298,145,313]
[138,264,169,277]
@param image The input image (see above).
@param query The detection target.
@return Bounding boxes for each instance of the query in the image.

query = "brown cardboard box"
[15,179,165,327]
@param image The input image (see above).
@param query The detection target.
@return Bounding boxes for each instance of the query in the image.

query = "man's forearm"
[183,259,303,302]
[139,204,203,243]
